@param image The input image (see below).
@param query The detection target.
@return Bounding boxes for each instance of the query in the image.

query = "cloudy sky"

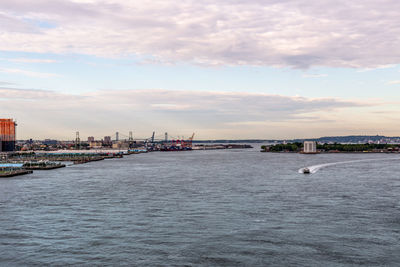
[1,0,400,140]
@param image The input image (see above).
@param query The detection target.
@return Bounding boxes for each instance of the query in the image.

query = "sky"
[1,0,400,140]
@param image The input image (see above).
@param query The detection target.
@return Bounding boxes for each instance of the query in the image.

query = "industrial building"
[89,141,103,148]
[303,141,317,154]
[0,119,16,152]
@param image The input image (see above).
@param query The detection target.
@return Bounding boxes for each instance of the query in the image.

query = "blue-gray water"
[1,148,400,266]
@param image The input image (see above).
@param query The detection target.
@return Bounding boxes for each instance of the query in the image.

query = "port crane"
[144,131,156,151]
[188,133,195,148]
[100,131,194,151]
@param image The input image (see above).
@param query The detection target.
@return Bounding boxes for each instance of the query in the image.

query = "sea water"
[1,147,400,266]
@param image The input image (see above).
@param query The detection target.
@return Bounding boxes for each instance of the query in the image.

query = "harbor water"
[1,147,400,266]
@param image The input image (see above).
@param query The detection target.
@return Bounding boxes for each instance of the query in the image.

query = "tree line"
[261,143,399,152]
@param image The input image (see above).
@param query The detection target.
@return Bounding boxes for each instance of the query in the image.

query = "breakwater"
[0,169,32,178]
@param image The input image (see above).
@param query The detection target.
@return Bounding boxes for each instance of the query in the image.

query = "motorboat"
[303,168,310,174]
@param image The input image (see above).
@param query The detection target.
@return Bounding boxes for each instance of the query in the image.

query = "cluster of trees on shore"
[261,142,303,152]
[261,143,399,152]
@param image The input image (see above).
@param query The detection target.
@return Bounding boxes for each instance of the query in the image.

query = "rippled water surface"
[1,148,400,266]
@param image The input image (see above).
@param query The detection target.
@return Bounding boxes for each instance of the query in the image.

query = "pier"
[0,163,33,178]
[23,161,66,170]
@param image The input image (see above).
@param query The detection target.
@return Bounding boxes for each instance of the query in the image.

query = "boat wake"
[299,157,400,174]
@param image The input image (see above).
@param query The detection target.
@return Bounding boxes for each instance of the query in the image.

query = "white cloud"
[0,0,400,68]
[150,103,192,110]
[357,64,396,72]
[302,74,328,78]
[0,68,59,78]
[0,81,16,86]
[387,80,400,85]
[7,58,58,63]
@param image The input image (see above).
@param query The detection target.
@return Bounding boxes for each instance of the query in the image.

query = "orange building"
[0,119,16,152]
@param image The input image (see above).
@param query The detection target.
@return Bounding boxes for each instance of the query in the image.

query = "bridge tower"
[75,131,80,149]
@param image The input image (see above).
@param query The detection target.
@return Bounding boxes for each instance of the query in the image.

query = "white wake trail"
[298,157,400,174]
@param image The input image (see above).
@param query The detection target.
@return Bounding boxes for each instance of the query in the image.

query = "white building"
[303,141,317,154]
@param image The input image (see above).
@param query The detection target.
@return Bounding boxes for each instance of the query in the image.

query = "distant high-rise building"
[104,136,111,144]
[303,141,317,154]
[0,119,16,152]
[88,136,95,142]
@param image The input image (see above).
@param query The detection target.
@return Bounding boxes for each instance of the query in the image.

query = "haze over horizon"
[1,0,400,140]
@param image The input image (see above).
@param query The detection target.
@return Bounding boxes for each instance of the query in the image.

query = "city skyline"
[1,0,400,139]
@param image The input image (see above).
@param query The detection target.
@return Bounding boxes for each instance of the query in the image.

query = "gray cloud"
[0,13,35,32]
[0,81,16,86]
[0,0,399,68]
[0,88,371,139]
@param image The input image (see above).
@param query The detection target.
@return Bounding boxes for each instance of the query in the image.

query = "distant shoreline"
[260,151,400,154]
[17,135,400,144]
[261,142,400,154]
